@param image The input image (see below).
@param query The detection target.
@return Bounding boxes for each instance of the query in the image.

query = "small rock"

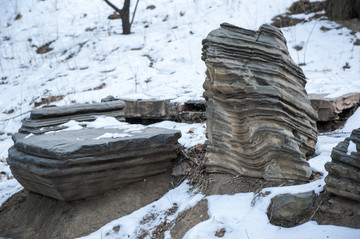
[101,95,117,102]
[172,162,189,177]
[269,191,315,227]
[15,13,22,20]
[146,5,156,10]
[112,225,120,232]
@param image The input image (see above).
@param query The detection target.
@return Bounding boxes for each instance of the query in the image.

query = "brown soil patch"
[0,173,173,239]
[271,0,325,28]
[36,40,55,54]
[170,199,209,239]
[34,95,64,107]
[335,19,360,32]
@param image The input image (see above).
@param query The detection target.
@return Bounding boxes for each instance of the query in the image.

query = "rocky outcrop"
[310,93,360,132]
[122,99,206,124]
[7,127,181,201]
[202,23,318,181]
[324,128,360,202]
[19,101,126,134]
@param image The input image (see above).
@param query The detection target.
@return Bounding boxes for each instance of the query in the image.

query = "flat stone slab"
[20,101,126,134]
[7,127,181,201]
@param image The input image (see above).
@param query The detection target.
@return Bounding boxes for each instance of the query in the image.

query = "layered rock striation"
[202,23,318,181]
[7,127,181,201]
[19,101,126,134]
[324,128,360,202]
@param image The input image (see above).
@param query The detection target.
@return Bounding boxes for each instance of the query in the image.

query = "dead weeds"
[215,228,226,237]
[271,0,325,28]
[165,203,178,216]
[34,95,64,107]
[36,40,55,54]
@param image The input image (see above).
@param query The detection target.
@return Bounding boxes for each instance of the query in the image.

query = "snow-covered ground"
[1,0,360,238]
[78,111,360,239]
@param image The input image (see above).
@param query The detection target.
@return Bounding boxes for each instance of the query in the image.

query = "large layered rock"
[19,101,126,134]
[202,23,318,181]
[324,128,360,202]
[7,127,181,201]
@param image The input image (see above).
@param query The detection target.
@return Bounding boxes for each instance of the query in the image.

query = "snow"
[347,140,357,155]
[1,0,360,237]
[283,19,360,98]
[149,121,206,148]
[342,107,360,133]
[94,132,132,140]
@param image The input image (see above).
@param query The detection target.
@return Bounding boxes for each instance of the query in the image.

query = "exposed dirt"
[289,0,325,14]
[170,199,209,239]
[0,173,173,239]
[335,18,360,32]
[34,95,64,107]
[271,0,325,28]
[35,40,55,54]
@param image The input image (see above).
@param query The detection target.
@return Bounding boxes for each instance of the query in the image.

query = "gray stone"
[172,162,190,177]
[324,128,360,202]
[20,101,126,134]
[310,93,360,132]
[202,23,318,181]
[101,95,117,102]
[7,127,181,201]
[122,99,206,123]
[269,191,315,226]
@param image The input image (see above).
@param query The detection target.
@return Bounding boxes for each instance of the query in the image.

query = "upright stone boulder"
[7,127,181,201]
[324,128,360,202]
[202,23,318,181]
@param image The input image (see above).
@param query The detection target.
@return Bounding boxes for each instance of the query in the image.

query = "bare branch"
[130,0,140,26]
[103,0,123,13]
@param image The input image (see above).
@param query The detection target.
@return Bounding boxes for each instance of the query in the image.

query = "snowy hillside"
[1,0,360,238]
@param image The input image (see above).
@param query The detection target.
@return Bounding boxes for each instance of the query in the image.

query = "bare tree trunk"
[326,0,360,20]
[103,0,131,34]
[122,0,131,34]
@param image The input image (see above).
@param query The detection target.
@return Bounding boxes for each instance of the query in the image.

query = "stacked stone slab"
[19,101,126,134]
[202,23,318,181]
[7,127,181,201]
[324,128,360,202]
